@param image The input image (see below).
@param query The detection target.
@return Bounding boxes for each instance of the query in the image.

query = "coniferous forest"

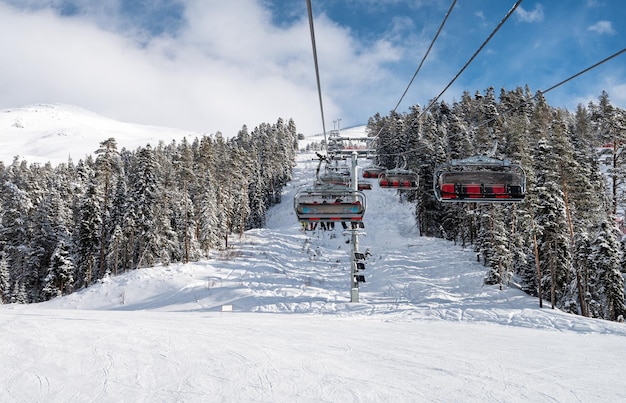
[1,86,626,322]
[0,118,298,304]
[370,87,626,321]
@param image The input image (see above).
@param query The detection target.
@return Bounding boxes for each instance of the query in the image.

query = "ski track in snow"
[2,150,626,402]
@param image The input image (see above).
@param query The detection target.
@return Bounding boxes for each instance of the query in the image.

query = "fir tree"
[481,206,513,288]
[94,138,122,280]
[127,145,162,267]
[589,220,626,321]
[41,240,75,300]
[0,180,33,297]
[75,173,102,287]
[0,251,10,303]
[589,92,626,215]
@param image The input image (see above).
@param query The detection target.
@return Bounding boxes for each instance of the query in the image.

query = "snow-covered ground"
[2,148,626,401]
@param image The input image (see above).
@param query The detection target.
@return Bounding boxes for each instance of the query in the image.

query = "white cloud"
[587,20,616,35]
[0,1,408,136]
[515,4,544,23]
[612,83,626,104]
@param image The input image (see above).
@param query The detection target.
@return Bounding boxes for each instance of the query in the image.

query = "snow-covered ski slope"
[2,151,626,402]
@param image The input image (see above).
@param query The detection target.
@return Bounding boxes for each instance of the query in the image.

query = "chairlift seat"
[362,166,383,178]
[319,173,350,187]
[378,170,419,190]
[434,161,526,203]
[294,187,366,222]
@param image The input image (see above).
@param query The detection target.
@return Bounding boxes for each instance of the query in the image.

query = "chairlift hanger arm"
[306,0,328,147]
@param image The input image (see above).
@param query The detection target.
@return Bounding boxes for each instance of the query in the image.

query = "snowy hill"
[0,104,202,165]
[0,103,366,166]
[2,151,626,401]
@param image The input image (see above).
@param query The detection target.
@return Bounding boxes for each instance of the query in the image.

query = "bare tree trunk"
[560,167,587,316]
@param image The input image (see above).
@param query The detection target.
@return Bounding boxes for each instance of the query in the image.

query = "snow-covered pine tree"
[41,240,75,300]
[480,205,513,288]
[107,173,129,274]
[548,110,585,312]
[271,118,298,195]
[560,106,611,316]
[199,183,220,256]
[573,231,593,316]
[94,138,122,279]
[371,110,405,169]
[533,137,571,309]
[0,180,33,300]
[500,110,535,295]
[0,251,9,303]
[27,189,63,301]
[75,173,102,287]
[196,135,223,253]
[589,92,626,216]
[589,220,626,321]
[155,142,183,265]
[224,142,251,240]
[127,145,163,268]
[206,133,231,249]
[413,111,447,237]
[9,279,27,304]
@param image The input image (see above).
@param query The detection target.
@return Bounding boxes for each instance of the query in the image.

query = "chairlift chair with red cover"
[433,156,525,203]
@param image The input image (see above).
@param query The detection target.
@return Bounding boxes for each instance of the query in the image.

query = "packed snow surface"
[2,148,626,402]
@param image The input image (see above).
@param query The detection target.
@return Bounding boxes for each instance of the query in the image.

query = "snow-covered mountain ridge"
[0,104,202,165]
[0,103,369,166]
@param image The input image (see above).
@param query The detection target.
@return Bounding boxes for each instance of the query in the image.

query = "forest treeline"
[369,86,626,321]
[0,118,298,304]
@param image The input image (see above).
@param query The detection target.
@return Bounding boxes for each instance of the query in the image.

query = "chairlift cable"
[375,0,522,159]
[377,45,626,160]
[306,0,328,150]
[473,46,626,131]
[372,0,458,141]
[391,0,457,117]
[543,47,626,95]
[416,0,523,121]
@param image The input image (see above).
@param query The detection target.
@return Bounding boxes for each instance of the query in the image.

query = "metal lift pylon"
[349,151,364,302]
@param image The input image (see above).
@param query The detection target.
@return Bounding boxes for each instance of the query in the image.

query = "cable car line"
[363,0,461,192]
[302,0,622,209]
[306,0,328,151]
[543,47,626,95]
[296,0,367,225]
[374,45,626,161]
[372,0,458,142]
[391,0,457,118]
[374,0,523,160]
[416,0,523,121]
[468,46,626,134]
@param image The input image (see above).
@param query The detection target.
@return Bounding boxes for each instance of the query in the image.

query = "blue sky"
[0,0,624,136]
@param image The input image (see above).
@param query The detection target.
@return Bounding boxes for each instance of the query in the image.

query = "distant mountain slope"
[0,104,201,165]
